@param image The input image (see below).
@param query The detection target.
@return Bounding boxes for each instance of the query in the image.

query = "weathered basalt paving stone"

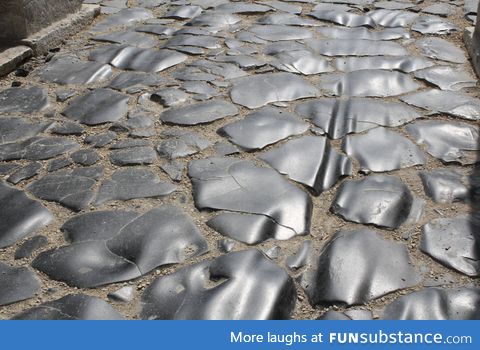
[71,149,100,166]
[36,57,113,85]
[414,66,476,92]
[165,34,221,50]
[62,89,130,125]
[268,50,334,75]
[334,56,434,73]
[15,235,49,260]
[412,15,458,35]
[164,5,202,19]
[156,129,211,159]
[368,9,418,27]
[257,13,317,26]
[417,38,467,64]
[109,72,168,92]
[343,127,426,173]
[207,212,298,244]
[0,117,53,144]
[230,72,318,109]
[301,229,419,306]
[0,263,40,306]
[331,175,414,229]
[305,39,408,57]
[260,136,352,195]
[93,31,159,48]
[189,157,312,238]
[218,107,309,150]
[96,168,176,205]
[188,12,241,27]
[295,98,420,139]
[215,2,272,14]
[247,25,313,41]
[405,120,479,165]
[7,162,42,184]
[401,90,480,121]
[90,8,154,33]
[382,288,480,320]
[33,206,208,287]
[89,45,188,73]
[12,294,124,320]
[141,249,296,319]
[0,87,49,114]
[27,168,100,211]
[110,146,157,165]
[317,27,410,41]
[421,216,480,277]
[419,169,469,204]
[160,100,238,125]
[0,137,80,161]
[320,70,421,97]
[308,4,376,28]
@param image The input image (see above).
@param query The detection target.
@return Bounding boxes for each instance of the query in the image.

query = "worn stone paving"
[0,0,479,320]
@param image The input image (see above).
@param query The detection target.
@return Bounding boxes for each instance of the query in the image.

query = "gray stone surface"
[0,0,83,43]
[0,0,479,321]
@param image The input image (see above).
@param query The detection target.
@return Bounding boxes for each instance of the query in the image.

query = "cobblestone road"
[0,0,479,320]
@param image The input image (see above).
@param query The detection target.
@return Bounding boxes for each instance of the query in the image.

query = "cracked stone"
[89,45,188,73]
[0,137,80,162]
[160,99,238,125]
[7,162,42,184]
[141,249,296,319]
[0,263,40,306]
[0,117,53,144]
[219,107,308,150]
[343,127,426,173]
[0,87,49,114]
[33,206,208,287]
[414,66,476,91]
[189,157,312,238]
[421,216,480,277]
[62,89,130,125]
[301,229,419,306]
[230,72,318,109]
[405,120,479,164]
[295,98,420,139]
[96,168,176,205]
[260,136,352,195]
[331,175,414,229]
[27,168,99,211]
[401,89,480,121]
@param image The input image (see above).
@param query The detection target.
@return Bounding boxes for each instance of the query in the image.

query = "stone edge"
[0,4,100,77]
[464,26,480,78]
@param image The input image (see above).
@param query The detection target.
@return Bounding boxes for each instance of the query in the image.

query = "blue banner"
[1,321,478,350]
